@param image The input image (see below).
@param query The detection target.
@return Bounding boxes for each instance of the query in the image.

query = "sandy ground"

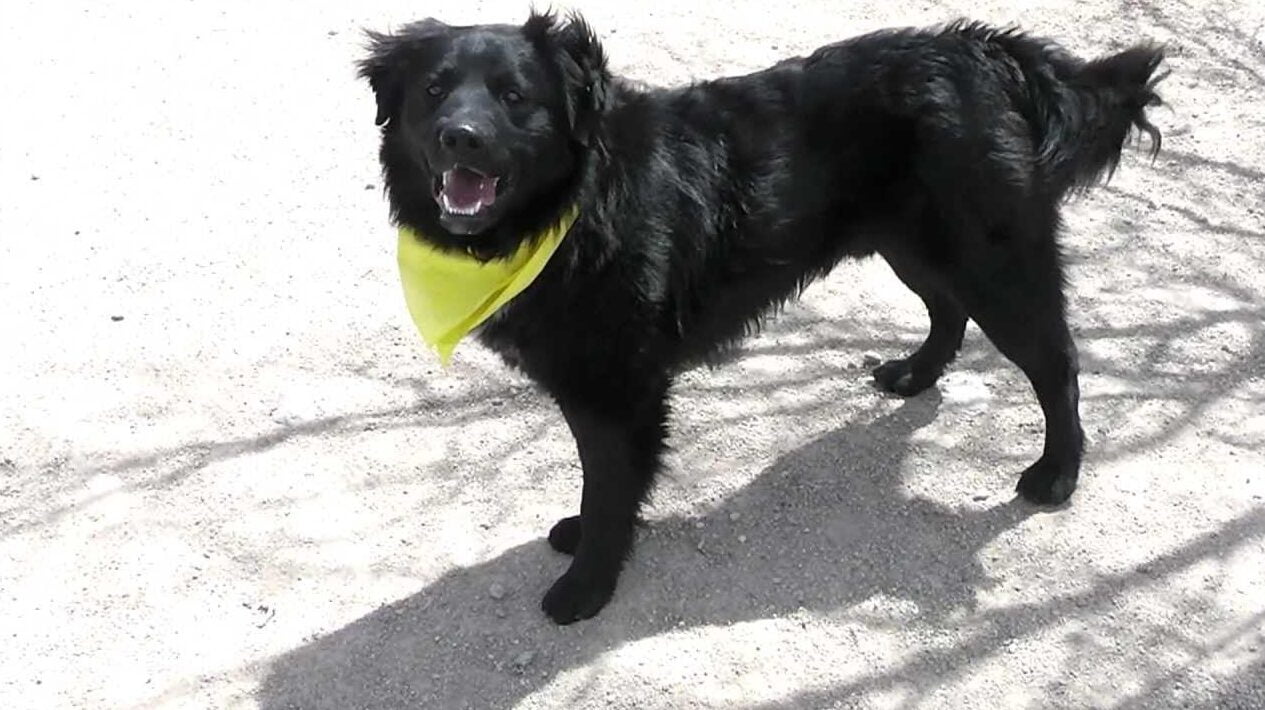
[2,0,1264,708]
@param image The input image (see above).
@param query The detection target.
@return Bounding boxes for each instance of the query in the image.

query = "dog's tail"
[1033,43,1166,196]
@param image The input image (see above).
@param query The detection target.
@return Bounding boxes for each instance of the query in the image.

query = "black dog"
[359,11,1164,624]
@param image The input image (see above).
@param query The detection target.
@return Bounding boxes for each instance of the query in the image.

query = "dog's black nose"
[438,124,485,154]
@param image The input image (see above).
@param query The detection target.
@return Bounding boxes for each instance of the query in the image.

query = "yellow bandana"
[397,206,580,365]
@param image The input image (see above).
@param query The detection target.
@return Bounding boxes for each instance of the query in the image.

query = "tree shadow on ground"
[256,393,1050,708]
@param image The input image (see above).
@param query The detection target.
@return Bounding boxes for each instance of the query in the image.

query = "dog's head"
[358,11,608,250]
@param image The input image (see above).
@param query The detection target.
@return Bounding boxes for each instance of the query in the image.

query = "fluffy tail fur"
[1037,44,1167,195]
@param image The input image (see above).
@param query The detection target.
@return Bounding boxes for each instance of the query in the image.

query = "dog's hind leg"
[873,252,968,396]
[948,233,1084,506]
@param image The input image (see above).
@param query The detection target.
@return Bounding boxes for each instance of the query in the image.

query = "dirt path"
[2,0,1263,708]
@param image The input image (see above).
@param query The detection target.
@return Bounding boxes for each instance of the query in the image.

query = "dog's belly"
[664,200,919,369]
[667,233,865,367]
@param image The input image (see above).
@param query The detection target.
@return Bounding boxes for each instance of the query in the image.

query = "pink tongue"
[443,168,497,210]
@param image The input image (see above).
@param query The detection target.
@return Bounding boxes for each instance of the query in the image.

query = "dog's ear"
[524,11,610,147]
[356,19,448,127]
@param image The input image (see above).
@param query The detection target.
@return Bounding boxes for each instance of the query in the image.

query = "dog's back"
[793,22,1164,206]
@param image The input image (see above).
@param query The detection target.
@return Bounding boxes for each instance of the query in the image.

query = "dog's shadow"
[258,392,1033,709]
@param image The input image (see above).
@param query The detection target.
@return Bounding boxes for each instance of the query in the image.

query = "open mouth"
[434,166,501,217]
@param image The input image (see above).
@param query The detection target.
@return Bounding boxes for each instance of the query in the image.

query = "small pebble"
[862,352,882,367]
[489,583,506,600]
[511,650,535,671]
[110,315,124,322]
[729,512,740,521]
[738,534,747,543]
[694,521,704,529]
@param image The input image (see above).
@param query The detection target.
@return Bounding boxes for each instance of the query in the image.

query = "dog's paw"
[548,516,582,555]
[872,358,937,396]
[541,569,614,625]
[1016,456,1078,506]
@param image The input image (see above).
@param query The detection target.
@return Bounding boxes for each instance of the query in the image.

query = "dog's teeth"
[440,194,485,216]
[439,188,487,217]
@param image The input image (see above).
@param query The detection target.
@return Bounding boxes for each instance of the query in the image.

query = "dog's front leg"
[542,391,668,624]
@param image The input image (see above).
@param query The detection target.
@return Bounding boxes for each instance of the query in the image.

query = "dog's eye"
[503,90,524,105]
[426,83,445,97]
